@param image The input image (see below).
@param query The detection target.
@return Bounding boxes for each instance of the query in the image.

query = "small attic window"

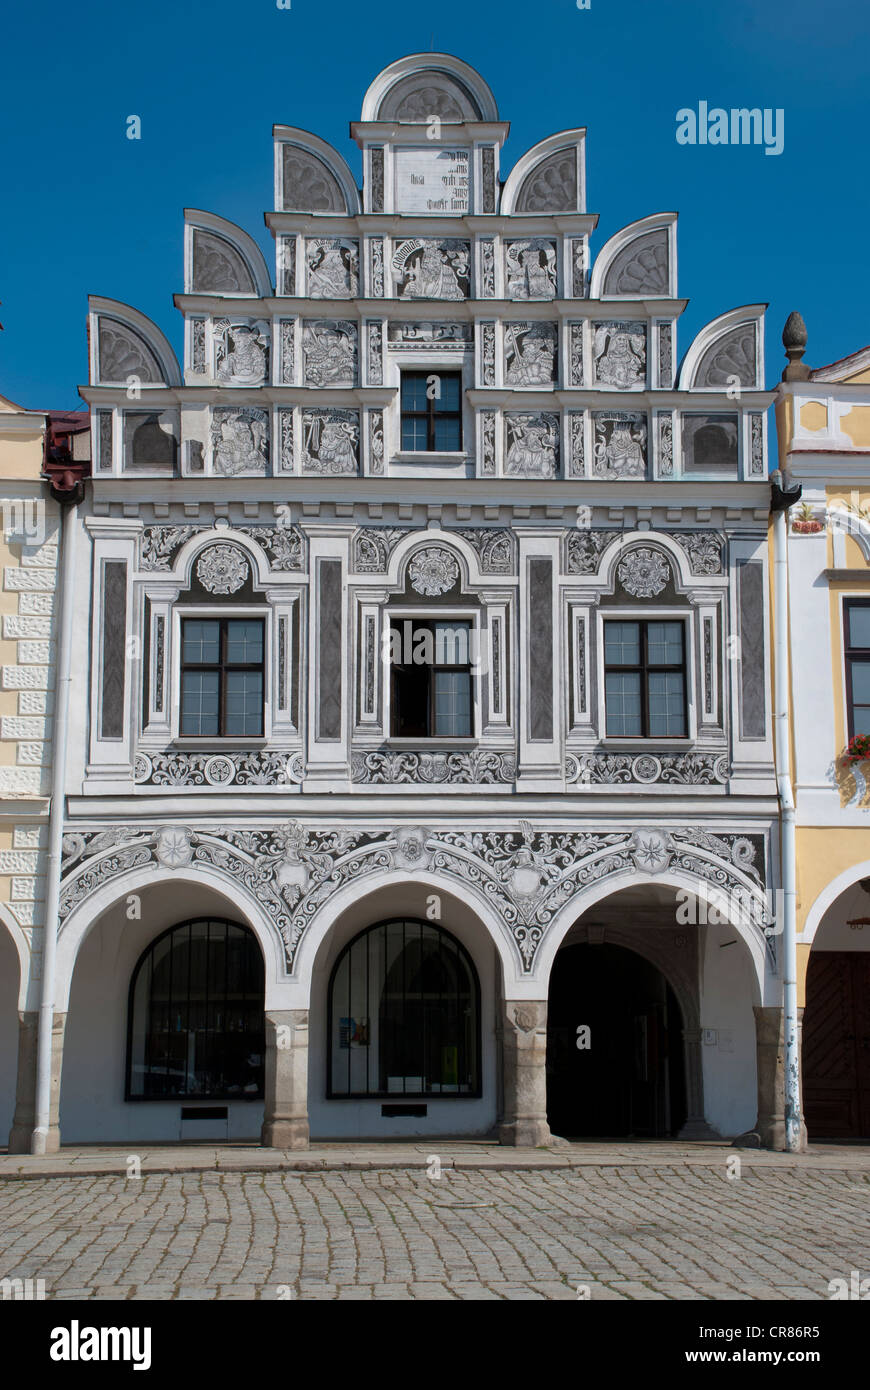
[124,411,178,475]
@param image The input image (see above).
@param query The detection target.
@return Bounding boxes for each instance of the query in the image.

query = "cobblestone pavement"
[1,1162,868,1300]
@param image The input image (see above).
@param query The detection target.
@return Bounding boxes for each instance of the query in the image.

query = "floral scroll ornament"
[617,547,669,597]
[408,547,459,596]
[195,544,248,594]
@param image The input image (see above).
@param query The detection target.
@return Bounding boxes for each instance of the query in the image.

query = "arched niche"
[273,128,361,214]
[89,297,181,387]
[501,132,585,215]
[361,53,499,123]
[184,211,273,296]
[590,214,676,300]
[679,306,765,391]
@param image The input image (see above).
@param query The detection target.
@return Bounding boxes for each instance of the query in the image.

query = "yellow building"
[775,317,870,1140]
[0,395,63,1150]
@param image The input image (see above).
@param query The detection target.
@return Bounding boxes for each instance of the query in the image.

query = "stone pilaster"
[677,1027,721,1140]
[499,1001,551,1147]
[261,1009,310,1149]
[750,1005,808,1151]
[8,1010,65,1154]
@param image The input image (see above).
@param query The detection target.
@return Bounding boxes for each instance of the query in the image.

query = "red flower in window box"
[842,734,870,764]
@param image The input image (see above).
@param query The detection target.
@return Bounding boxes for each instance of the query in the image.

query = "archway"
[803,878,870,1139]
[547,941,687,1138]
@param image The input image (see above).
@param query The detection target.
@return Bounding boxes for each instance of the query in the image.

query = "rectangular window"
[400,372,462,452]
[180,617,265,737]
[390,619,473,738]
[845,599,870,737]
[604,619,687,737]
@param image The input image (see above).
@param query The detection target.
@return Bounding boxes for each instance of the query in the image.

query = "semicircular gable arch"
[596,530,701,595]
[88,297,181,387]
[501,132,586,215]
[387,531,481,592]
[679,306,766,391]
[170,527,276,592]
[273,128,361,215]
[361,53,498,123]
[589,214,677,300]
[184,211,272,296]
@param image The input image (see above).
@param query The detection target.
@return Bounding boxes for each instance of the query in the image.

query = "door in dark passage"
[803,951,870,1139]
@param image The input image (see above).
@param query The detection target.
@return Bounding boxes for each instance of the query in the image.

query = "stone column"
[8,1010,65,1155]
[752,1005,808,1151]
[261,1009,309,1149]
[499,1001,552,1147]
[677,1027,722,1140]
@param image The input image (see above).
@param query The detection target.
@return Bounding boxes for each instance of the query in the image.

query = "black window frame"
[125,917,265,1103]
[400,370,463,453]
[844,598,870,739]
[603,617,688,739]
[389,617,474,739]
[326,918,482,1100]
[179,614,266,739]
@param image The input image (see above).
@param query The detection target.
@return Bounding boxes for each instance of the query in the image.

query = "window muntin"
[400,371,462,452]
[180,617,264,737]
[328,919,481,1099]
[604,619,687,737]
[845,599,870,737]
[390,619,473,737]
[127,918,264,1101]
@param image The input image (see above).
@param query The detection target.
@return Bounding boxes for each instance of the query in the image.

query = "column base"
[499,1118,552,1147]
[261,1118,309,1150]
[8,1125,62,1155]
[677,1116,722,1141]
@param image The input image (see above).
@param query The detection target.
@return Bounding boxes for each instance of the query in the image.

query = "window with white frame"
[179,616,265,737]
[388,617,475,738]
[603,619,688,738]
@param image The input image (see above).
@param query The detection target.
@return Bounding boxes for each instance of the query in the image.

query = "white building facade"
[15,54,789,1149]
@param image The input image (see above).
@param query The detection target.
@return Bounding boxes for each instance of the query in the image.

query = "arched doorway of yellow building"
[803,877,870,1140]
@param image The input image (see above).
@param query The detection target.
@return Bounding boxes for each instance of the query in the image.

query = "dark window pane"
[647,622,683,666]
[604,622,640,666]
[851,663,870,706]
[605,671,642,735]
[848,606,870,649]
[225,671,263,736]
[853,705,870,736]
[434,416,461,451]
[226,620,263,665]
[434,376,461,411]
[434,622,471,666]
[401,376,428,410]
[648,672,686,736]
[402,417,428,451]
[182,621,220,665]
[181,671,219,736]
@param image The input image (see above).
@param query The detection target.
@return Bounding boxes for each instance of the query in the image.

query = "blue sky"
[1,0,867,409]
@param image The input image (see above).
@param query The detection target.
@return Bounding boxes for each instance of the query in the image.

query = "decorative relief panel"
[215,320,269,386]
[480,411,496,476]
[617,547,670,597]
[516,150,577,212]
[98,411,113,471]
[352,527,412,573]
[387,322,470,349]
[211,408,270,476]
[392,239,470,299]
[302,321,357,387]
[280,321,295,385]
[568,412,585,478]
[306,238,359,298]
[505,412,559,478]
[301,409,359,475]
[505,239,557,299]
[282,146,345,212]
[59,820,768,974]
[196,545,249,594]
[571,240,588,297]
[481,323,496,385]
[672,531,725,575]
[369,409,385,476]
[370,148,384,212]
[749,414,764,475]
[408,547,459,596]
[139,523,304,573]
[658,322,673,388]
[452,528,515,573]
[569,324,585,386]
[602,229,668,297]
[192,230,255,294]
[191,319,206,374]
[593,322,646,388]
[695,326,757,388]
[565,529,620,575]
[279,237,296,296]
[133,751,303,788]
[351,750,515,785]
[278,408,294,472]
[367,322,383,384]
[369,237,385,297]
[565,753,730,788]
[657,412,674,477]
[481,148,496,214]
[99,322,162,383]
[480,238,495,297]
[504,323,557,386]
[592,412,647,479]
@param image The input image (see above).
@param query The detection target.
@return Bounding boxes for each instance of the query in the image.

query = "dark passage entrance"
[803,952,870,1139]
[546,942,687,1139]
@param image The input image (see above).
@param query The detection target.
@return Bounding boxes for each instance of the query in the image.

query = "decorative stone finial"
[782,311,811,381]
